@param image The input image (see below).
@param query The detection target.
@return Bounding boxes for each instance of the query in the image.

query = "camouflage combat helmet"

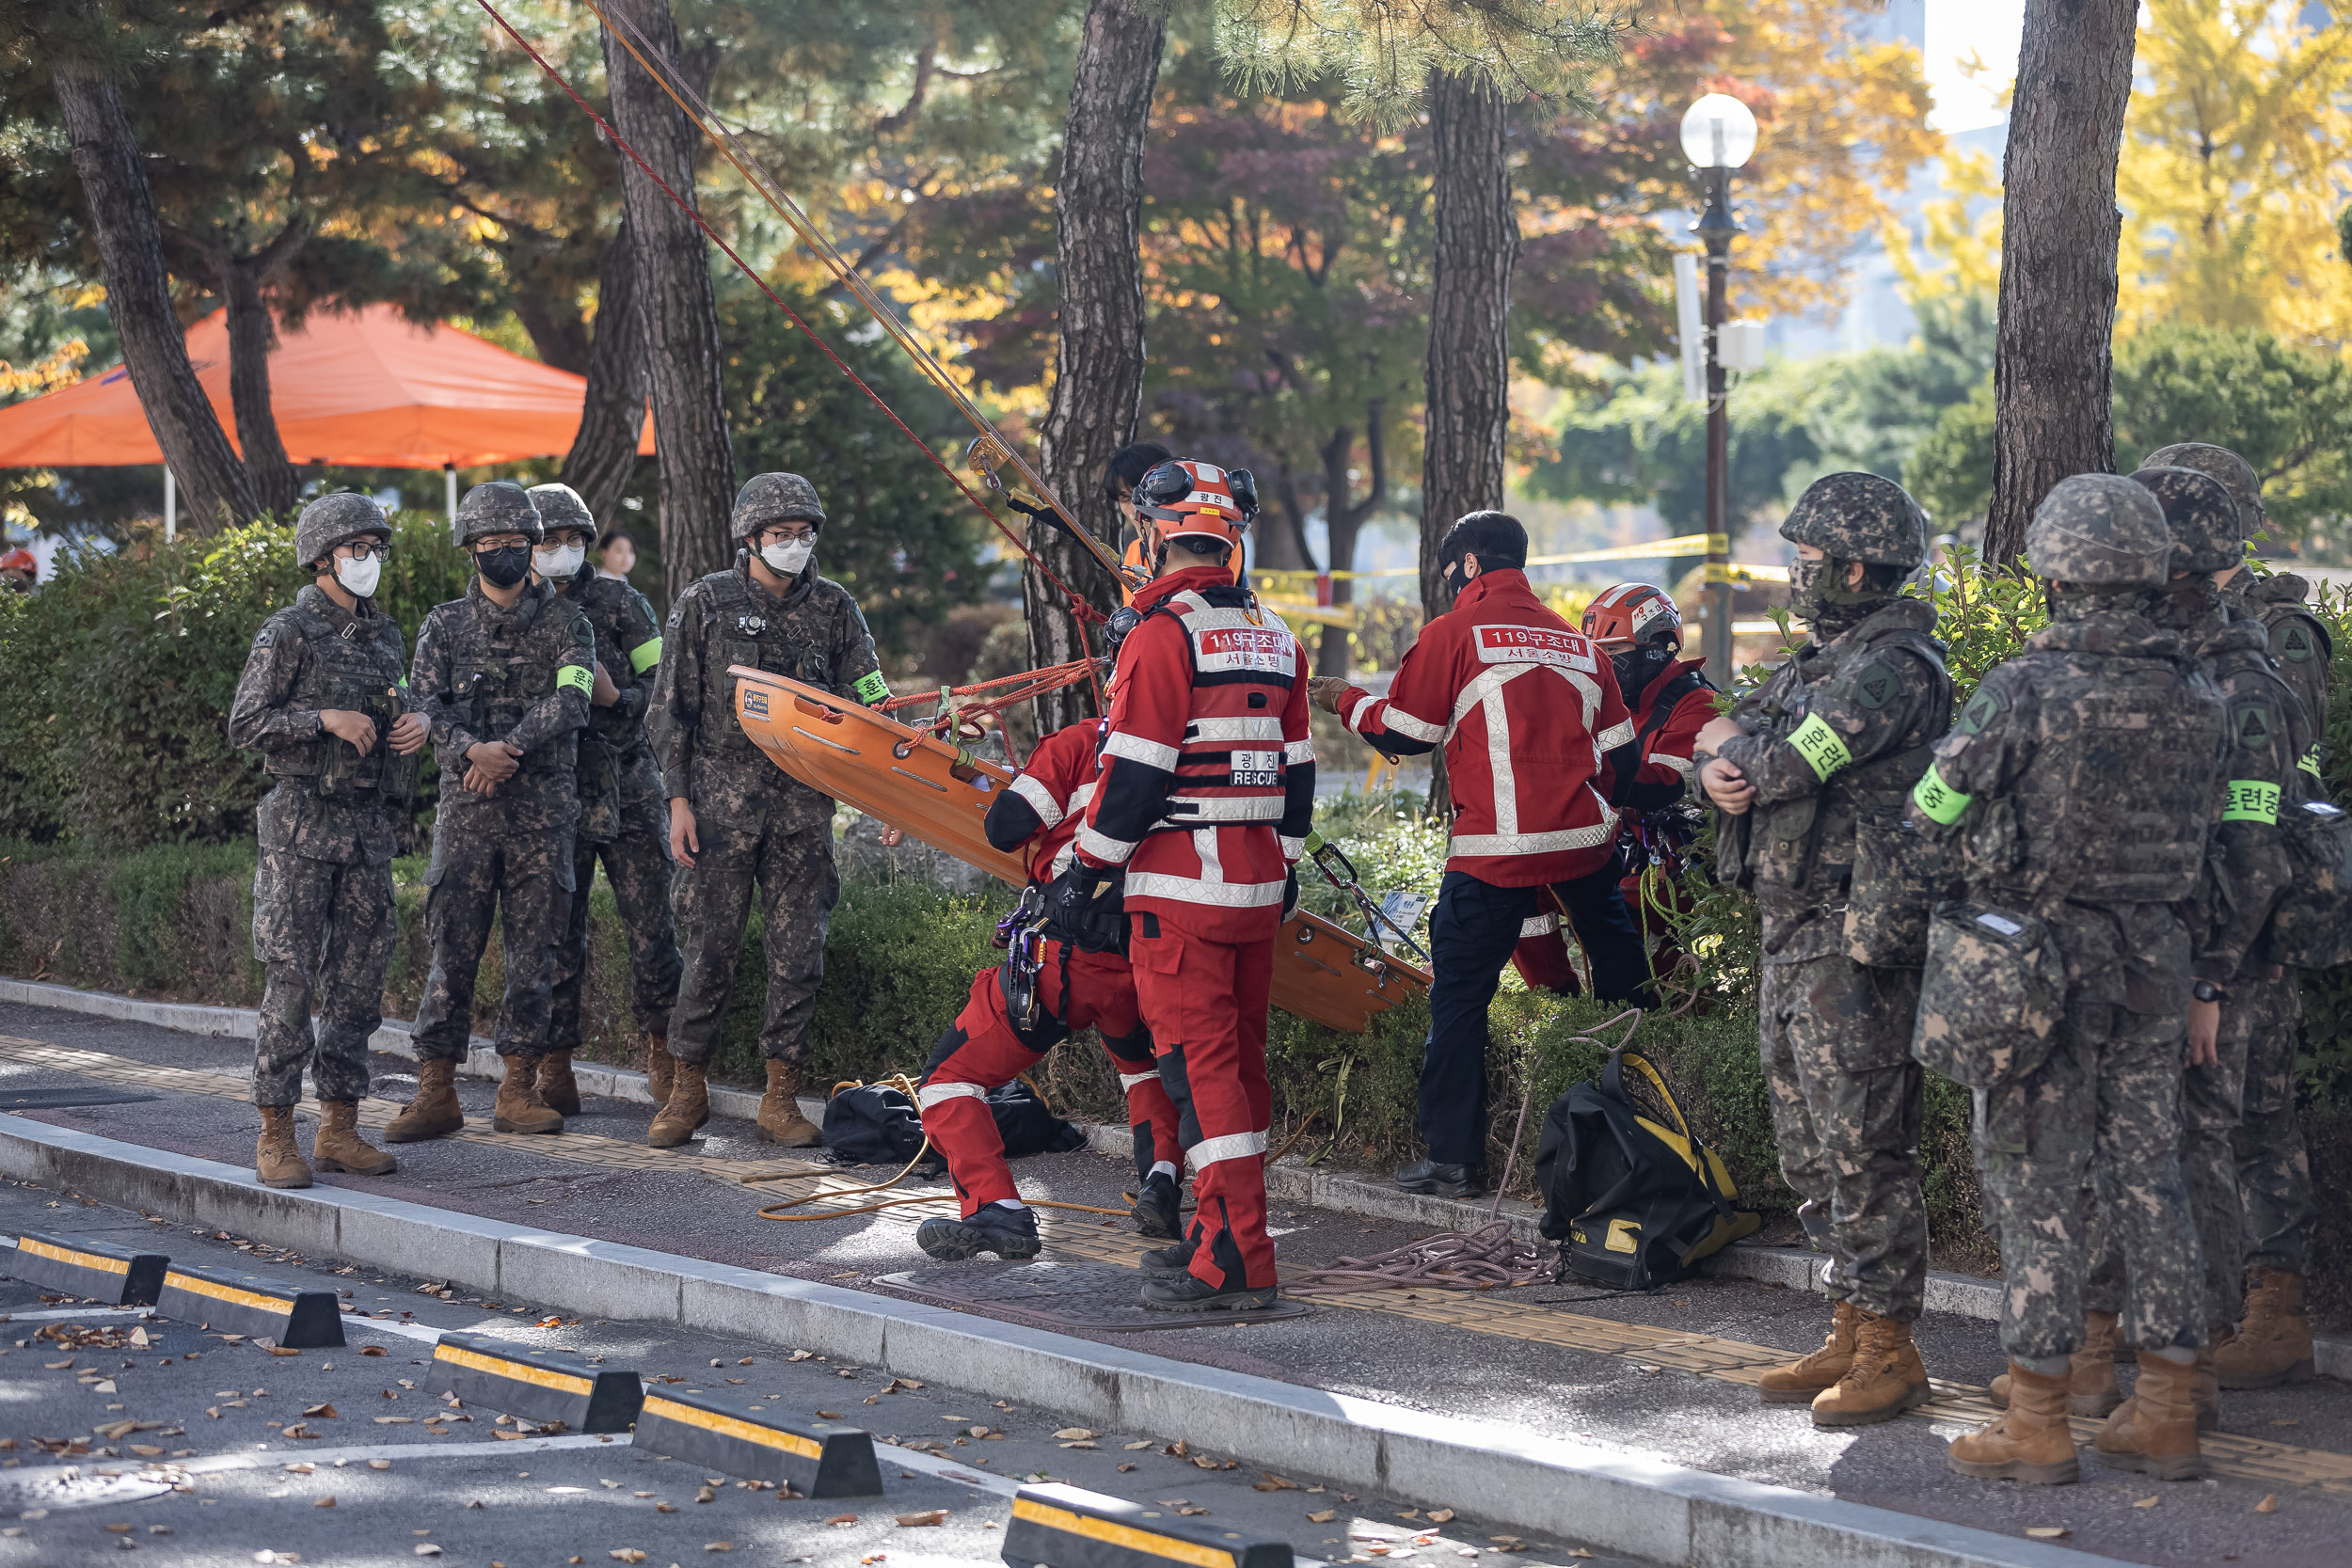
[2026,474,2170,590]
[452,481,543,548]
[1777,471,1929,569]
[2128,466,2241,576]
[294,492,389,569]
[730,472,826,540]
[2141,443,2263,534]
[526,482,598,546]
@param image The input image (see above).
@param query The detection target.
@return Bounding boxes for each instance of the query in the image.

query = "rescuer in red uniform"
[913,715,1189,1261]
[1062,459,1314,1312]
[1512,582,1719,992]
[1310,512,1647,1198]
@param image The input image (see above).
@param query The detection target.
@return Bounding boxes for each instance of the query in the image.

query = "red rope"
[469,0,1108,713]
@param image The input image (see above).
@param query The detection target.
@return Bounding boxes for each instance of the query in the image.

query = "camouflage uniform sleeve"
[383,621,422,716]
[611,585,661,725]
[503,608,595,756]
[834,589,886,707]
[2269,609,2331,786]
[227,615,322,752]
[412,607,484,774]
[2196,673,2308,980]
[1716,644,1941,807]
[650,588,702,794]
[1907,665,2036,838]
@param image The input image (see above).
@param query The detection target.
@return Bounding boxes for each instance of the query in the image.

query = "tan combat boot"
[647,1060,709,1149]
[537,1049,582,1117]
[2192,1328,2225,1433]
[1758,1300,1858,1405]
[1991,1308,2122,1418]
[2215,1268,2316,1389]
[644,1034,676,1110]
[255,1105,312,1190]
[2092,1352,2204,1481]
[1810,1309,1931,1427]
[1947,1361,2080,1484]
[312,1100,395,1176]
[384,1057,465,1144]
[755,1059,822,1147]
[492,1055,564,1134]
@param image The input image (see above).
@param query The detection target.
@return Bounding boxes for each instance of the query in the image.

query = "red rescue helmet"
[1134,459,1247,552]
[1581,581,1683,653]
[0,547,34,574]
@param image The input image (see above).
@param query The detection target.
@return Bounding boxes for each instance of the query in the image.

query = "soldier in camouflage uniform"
[526,483,681,1120]
[389,482,596,1143]
[1915,474,2231,1486]
[228,494,425,1189]
[647,473,885,1148]
[2057,467,2308,1432]
[1693,472,1952,1428]
[2145,442,2331,1390]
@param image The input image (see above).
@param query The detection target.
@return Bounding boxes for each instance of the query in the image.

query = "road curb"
[0,1115,2115,1568]
[7,973,2345,1382]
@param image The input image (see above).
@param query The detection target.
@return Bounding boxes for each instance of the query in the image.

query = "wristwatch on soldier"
[2192,979,2227,1005]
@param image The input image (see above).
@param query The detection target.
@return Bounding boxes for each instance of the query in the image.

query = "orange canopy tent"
[0,302,652,514]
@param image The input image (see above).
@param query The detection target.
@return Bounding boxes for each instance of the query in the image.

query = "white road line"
[0,1305,151,1323]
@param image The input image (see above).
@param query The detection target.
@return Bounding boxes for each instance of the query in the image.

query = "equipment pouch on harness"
[2261,797,2352,970]
[1911,900,2065,1088]
[1533,1047,1760,1291]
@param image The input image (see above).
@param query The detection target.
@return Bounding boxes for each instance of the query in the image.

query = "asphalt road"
[0,1178,1644,1568]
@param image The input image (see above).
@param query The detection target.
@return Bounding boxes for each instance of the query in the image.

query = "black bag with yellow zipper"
[1533,1046,1761,1291]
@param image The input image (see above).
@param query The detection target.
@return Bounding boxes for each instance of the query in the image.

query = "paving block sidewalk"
[2,990,2349,1566]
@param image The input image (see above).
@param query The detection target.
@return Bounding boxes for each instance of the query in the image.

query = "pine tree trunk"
[1419,70,1516,620]
[561,218,650,532]
[601,0,733,605]
[1983,0,2139,566]
[1317,403,1385,680]
[1030,0,1167,734]
[52,64,258,534]
[218,261,301,518]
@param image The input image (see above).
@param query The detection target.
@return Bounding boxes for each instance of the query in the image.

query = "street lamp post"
[1679,93,1756,688]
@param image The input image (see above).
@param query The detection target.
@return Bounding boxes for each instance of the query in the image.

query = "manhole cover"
[873,1262,1313,1331]
[0,1088,161,1110]
[0,1466,177,1517]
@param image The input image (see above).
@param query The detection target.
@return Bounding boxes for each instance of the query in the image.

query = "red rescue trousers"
[1129,926,1276,1291]
[918,945,1182,1218]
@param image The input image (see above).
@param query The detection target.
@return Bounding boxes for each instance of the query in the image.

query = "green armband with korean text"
[1786,712,1851,782]
[2222,780,2281,823]
[628,637,662,674]
[1912,765,1972,825]
[853,670,889,705]
[555,664,593,697]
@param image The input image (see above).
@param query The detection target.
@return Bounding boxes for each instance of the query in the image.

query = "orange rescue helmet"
[1134,459,1247,553]
[1581,581,1683,653]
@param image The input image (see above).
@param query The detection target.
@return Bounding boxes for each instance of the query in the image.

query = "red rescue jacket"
[984,719,1103,884]
[1619,657,1718,809]
[1076,566,1316,940]
[1336,568,1633,887]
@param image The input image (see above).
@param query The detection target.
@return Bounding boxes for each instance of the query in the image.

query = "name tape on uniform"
[630,1385,880,1497]
[8,1231,169,1307]
[1470,625,1597,673]
[432,1332,644,1433]
[154,1263,344,1348]
[1001,1481,1293,1568]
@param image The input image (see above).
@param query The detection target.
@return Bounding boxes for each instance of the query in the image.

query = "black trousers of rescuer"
[1421,865,1653,1167]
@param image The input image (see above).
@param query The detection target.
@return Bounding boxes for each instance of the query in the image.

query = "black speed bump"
[432,1332,642,1433]
[629,1386,879,1497]
[154,1263,344,1348]
[8,1232,168,1306]
[1003,1481,1292,1568]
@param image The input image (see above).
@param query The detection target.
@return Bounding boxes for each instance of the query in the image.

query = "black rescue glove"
[1281,866,1300,921]
[1049,862,1128,953]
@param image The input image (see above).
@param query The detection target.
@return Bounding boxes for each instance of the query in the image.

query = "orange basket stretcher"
[729,668,1428,1035]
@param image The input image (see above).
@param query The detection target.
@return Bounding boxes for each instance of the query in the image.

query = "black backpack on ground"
[821,1076,1084,1170]
[1533,1046,1761,1291]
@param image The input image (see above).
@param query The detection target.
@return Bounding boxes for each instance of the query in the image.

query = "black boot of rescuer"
[1140,1238,1197,1280]
[1141,1273,1279,1313]
[1132,1171,1183,1239]
[916,1204,1041,1262]
[1393,1159,1486,1198]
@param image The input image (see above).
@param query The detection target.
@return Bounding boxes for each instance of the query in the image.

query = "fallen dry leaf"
[2133,1497,2159,1510]
[826,1514,858,1528]
[267,1347,302,1357]
[787,1351,815,1362]
[1308,1510,1337,1524]
[373,1418,412,1426]
[103,1524,133,1534]
[301,1404,336,1419]
[1054,1428,1096,1441]
[2025,1527,2070,1540]
[655,1504,677,1515]
[895,1511,947,1528]
[360,1347,387,1357]
[1428,1510,1455,1524]
[413,1547,440,1559]
[2271,1417,2301,1428]
[313,1498,335,1510]
[817,1411,843,1421]
[1060,1442,1097,1450]
[1123,1440,1153,1450]
[2255,1495,2280,1514]
[609,1553,646,1565]
[703,1546,733,1555]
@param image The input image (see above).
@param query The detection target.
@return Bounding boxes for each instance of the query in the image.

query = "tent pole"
[164,467,175,542]
[444,463,457,525]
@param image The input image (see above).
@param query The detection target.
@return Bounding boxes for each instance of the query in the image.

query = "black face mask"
[477,545,532,589]
[1610,644,1674,702]
[1439,559,1466,601]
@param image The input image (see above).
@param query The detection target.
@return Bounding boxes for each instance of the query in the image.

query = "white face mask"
[534,542,586,580]
[760,538,814,577]
[332,554,381,598]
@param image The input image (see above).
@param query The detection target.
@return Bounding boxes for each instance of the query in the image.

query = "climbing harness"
[1300,829,1432,965]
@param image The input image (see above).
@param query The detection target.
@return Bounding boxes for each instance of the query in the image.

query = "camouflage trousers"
[249,845,393,1107]
[411,821,576,1061]
[548,810,681,1050]
[2086,967,2291,1326]
[2234,967,2315,1277]
[1758,950,1928,1322]
[1976,1002,2204,1360]
[666,802,839,1069]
